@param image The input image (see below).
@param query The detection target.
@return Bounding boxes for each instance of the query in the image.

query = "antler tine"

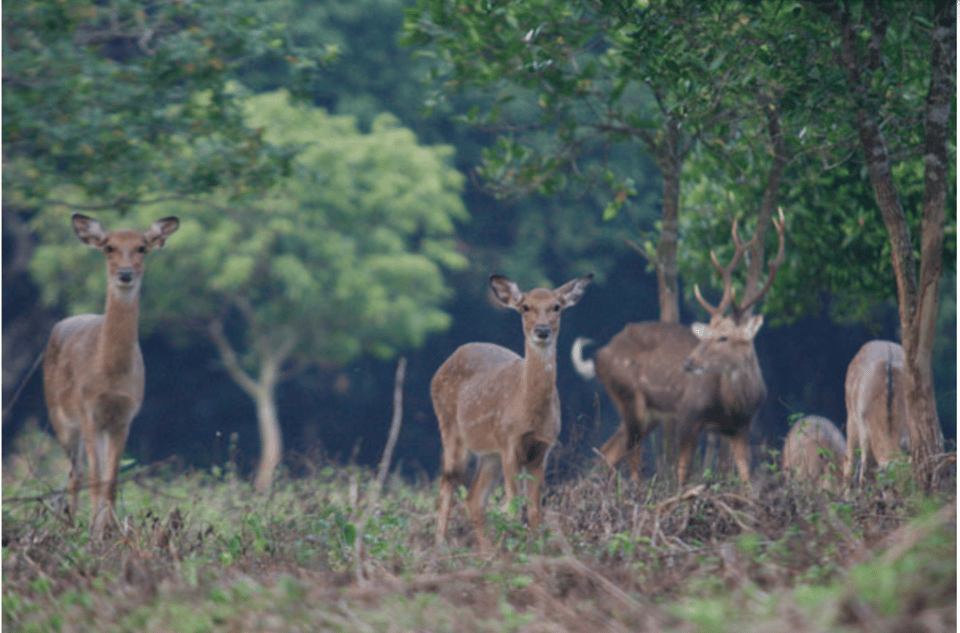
[730,214,760,260]
[704,215,754,317]
[693,283,718,317]
[698,209,776,320]
[696,246,735,318]
[734,207,786,318]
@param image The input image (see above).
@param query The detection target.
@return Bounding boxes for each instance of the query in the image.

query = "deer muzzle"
[117,268,135,284]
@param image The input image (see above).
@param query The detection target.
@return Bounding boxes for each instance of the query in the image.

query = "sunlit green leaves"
[29,88,469,374]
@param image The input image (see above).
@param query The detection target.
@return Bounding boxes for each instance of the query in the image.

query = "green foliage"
[406,0,955,326]
[676,0,956,323]
[29,88,468,369]
[4,0,329,208]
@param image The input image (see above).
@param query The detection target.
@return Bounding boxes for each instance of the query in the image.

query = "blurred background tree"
[28,88,468,490]
[2,0,330,415]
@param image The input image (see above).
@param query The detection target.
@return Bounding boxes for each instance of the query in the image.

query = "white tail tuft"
[570,337,596,380]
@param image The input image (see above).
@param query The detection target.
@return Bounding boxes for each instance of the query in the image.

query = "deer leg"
[601,393,648,483]
[859,434,876,486]
[466,456,500,552]
[436,474,455,547]
[100,426,130,532]
[90,396,134,536]
[729,427,752,490]
[519,436,551,530]
[436,429,467,547]
[676,423,698,488]
[843,414,859,486]
[84,426,107,536]
[599,425,627,473]
[501,442,521,511]
[624,396,650,484]
[54,420,83,525]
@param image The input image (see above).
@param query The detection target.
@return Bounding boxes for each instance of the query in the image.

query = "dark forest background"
[3,0,955,483]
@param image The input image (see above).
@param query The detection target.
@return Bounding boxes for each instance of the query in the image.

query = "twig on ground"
[355,356,406,585]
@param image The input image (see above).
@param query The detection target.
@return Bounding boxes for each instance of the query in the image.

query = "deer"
[572,209,785,489]
[843,340,909,486]
[43,213,179,537]
[432,273,592,550]
[782,415,846,491]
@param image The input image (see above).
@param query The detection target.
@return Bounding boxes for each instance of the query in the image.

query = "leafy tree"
[810,0,953,483]
[3,0,328,208]
[405,0,955,482]
[681,0,954,481]
[241,0,662,293]
[2,0,333,390]
[403,0,791,322]
[29,89,469,490]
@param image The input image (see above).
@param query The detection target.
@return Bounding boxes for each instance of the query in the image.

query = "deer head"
[686,208,785,376]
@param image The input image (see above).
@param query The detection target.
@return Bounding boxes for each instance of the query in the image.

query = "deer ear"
[741,315,764,340]
[144,216,180,249]
[489,275,524,309]
[71,214,108,248]
[557,272,593,308]
[691,322,710,340]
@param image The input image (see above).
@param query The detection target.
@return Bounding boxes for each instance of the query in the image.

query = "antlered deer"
[432,273,592,550]
[843,340,909,486]
[572,210,784,488]
[782,415,846,491]
[43,213,179,536]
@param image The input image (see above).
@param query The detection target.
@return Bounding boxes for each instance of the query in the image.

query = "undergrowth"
[2,424,955,632]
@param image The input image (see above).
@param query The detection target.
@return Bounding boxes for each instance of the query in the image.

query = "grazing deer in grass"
[843,340,909,486]
[572,210,785,488]
[43,213,179,536]
[782,415,846,491]
[432,273,592,550]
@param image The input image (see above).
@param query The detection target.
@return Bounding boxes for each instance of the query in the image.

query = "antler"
[693,215,752,318]
[732,207,785,318]
[694,207,786,320]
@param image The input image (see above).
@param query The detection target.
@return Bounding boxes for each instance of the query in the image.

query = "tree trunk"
[207,319,290,492]
[642,113,684,324]
[836,2,948,486]
[744,106,789,295]
[658,163,680,324]
[251,382,283,492]
[907,0,953,482]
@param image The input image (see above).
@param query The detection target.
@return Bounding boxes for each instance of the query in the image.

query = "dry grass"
[2,425,956,632]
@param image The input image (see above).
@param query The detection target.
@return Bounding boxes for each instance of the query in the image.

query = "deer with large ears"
[432,273,592,550]
[573,210,785,488]
[43,213,179,537]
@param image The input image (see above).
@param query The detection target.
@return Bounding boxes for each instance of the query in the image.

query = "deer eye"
[718,336,729,343]
[137,246,146,253]
[552,304,561,312]
[521,304,530,313]
[104,245,115,253]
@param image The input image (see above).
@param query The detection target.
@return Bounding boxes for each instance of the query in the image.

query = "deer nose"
[683,358,696,373]
[117,268,135,284]
[533,324,551,340]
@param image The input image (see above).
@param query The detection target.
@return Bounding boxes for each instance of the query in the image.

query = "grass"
[2,424,956,632]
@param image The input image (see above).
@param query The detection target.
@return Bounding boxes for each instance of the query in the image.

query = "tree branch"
[207,318,258,397]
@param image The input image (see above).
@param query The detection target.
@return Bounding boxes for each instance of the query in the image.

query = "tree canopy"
[29,88,469,489]
[403,0,955,323]
[3,0,328,209]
